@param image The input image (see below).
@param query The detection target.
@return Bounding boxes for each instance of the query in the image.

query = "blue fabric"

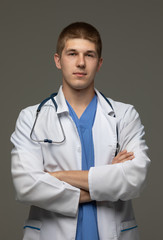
[66,95,99,240]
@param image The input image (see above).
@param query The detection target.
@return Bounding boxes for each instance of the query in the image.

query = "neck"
[62,84,95,118]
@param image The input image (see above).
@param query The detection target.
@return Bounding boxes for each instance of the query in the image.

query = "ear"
[54,53,62,69]
[97,57,103,72]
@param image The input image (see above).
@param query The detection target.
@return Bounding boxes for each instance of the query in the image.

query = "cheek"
[90,65,99,75]
[61,64,72,78]
[61,59,74,70]
[88,60,100,71]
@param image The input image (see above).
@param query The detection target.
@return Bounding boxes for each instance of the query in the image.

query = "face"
[54,38,103,93]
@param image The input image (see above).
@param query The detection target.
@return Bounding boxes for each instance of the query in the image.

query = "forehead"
[63,38,97,52]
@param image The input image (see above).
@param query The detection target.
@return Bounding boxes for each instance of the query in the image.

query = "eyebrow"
[86,50,97,55]
[66,49,76,53]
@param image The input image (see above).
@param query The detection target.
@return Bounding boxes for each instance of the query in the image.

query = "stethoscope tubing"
[30,92,120,155]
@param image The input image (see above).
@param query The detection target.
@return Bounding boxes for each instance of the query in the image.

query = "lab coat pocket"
[23,220,42,240]
[120,219,139,240]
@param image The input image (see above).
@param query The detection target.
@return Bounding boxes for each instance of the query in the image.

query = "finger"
[126,155,135,160]
[113,153,135,164]
[121,156,135,163]
[118,150,127,156]
[112,150,134,164]
[123,152,134,158]
[118,150,133,158]
[114,150,127,160]
[117,152,134,161]
[119,154,135,162]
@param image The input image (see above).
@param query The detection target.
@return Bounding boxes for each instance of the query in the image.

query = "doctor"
[11,22,150,240]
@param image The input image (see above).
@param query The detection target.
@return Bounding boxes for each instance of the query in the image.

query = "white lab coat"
[11,86,150,240]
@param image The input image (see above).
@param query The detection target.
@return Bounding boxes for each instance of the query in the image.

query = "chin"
[72,84,91,91]
[63,79,94,92]
[73,81,94,90]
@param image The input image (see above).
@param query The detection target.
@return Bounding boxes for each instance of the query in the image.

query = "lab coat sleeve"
[88,105,151,202]
[11,108,80,217]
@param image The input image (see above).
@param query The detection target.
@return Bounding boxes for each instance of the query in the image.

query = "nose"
[76,54,85,68]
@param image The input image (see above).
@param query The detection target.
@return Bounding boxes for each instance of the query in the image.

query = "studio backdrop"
[1,1,162,239]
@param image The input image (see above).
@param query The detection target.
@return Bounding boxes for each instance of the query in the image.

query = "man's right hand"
[112,150,135,164]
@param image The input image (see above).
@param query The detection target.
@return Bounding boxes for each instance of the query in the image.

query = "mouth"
[73,72,87,77]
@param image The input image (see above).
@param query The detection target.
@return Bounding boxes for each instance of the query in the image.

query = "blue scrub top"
[67,95,99,240]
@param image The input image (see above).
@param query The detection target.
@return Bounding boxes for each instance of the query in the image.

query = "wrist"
[49,171,62,180]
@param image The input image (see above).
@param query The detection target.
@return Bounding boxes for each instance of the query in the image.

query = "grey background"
[1,1,162,239]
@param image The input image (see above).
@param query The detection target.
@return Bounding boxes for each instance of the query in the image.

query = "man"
[11,22,150,240]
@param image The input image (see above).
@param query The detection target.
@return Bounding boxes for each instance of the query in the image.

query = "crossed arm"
[48,150,134,203]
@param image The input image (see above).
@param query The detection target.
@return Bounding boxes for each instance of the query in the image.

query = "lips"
[73,72,87,77]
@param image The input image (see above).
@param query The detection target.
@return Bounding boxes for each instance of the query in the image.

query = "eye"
[87,54,93,57]
[68,52,77,56]
[86,53,95,58]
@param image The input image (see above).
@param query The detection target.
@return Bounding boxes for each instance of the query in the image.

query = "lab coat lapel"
[93,90,117,165]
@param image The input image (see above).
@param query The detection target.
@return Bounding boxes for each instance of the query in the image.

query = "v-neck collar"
[66,95,97,128]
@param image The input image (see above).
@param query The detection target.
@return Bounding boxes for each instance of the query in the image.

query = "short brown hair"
[56,22,102,58]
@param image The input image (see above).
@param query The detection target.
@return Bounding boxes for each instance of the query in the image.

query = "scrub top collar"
[47,86,115,117]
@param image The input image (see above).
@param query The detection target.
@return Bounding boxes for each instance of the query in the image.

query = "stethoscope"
[30,92,120,156]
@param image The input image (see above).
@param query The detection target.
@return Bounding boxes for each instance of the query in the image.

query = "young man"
[11,22,150,240]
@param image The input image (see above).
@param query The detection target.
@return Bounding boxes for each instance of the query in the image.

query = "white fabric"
[11,86,150,240]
